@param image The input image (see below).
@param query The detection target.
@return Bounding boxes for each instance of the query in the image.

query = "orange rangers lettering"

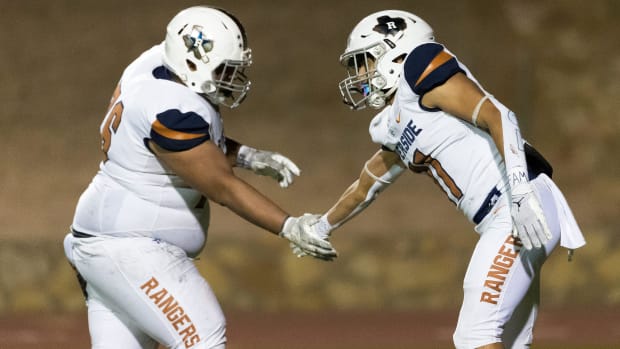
[480,235,522,305]
[141,277,200,348]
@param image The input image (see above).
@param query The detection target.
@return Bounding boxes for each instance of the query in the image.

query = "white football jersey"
[72,44,225,256]
[370,42,509,224]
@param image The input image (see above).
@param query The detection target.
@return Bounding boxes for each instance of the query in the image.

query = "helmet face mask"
[204,52,251,107]
[339,43,389,110]
[339,10,435,110]
[163,6,252,108]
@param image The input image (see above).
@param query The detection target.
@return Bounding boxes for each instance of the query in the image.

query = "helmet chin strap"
[365,70,402,109]
[201,81,218,94]
[367,91,386,109]
[367,82,399,109]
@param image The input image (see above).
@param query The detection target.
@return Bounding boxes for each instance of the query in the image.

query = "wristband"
[279,215,292,235]
[236,145,256,168]
[314,215,333,239]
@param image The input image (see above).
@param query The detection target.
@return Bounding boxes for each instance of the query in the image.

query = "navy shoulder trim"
[152,66,174,81]
[150,109,211,151]
[404,43,464,96]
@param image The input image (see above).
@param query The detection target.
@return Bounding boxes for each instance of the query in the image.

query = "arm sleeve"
[488,96,529,189]
[150,109,211,151]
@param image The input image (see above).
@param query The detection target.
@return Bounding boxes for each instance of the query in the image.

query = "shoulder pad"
[369,107,398,150]
[150,109,211,151]
[403,42,464,96]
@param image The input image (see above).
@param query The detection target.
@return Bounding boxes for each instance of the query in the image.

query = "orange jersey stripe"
[415,50,453,87]
[151,119,207,140]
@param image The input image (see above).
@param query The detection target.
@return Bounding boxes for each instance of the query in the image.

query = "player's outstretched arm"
[225,137,300,188]
[323,149,404,231]
[483,102,551,250]
[151,139,289,232]
[289,150,404,258]
[150,140,336,258]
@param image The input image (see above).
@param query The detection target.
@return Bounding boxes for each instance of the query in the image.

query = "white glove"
[280,215,337,261]
[510,184,552,250]
[289,215,333,258]
[237,146,300,188]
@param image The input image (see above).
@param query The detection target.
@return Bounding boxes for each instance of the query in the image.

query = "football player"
[63,6,336,349]
[293,10,585,349]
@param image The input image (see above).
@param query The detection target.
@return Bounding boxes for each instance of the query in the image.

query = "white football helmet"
[163,6,252,108]
[339,10,434,110]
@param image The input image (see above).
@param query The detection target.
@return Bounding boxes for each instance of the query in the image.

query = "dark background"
[3,0,618,244]
[1,0,619,347]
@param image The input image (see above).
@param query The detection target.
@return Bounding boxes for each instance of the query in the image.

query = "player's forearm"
[151,140,289,234]
[325,181,367,226]
[183,162,290,234]
[325,160,404,230]
[209,175,289,234]
[309,181,371,239]
[483,97,529,188]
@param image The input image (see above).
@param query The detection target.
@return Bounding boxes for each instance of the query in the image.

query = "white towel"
[538,174,586,249]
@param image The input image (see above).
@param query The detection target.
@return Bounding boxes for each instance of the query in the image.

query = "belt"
[473,187,501,224]
[71,229,95,238]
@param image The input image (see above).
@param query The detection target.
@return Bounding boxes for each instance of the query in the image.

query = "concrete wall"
[0,231,616,314]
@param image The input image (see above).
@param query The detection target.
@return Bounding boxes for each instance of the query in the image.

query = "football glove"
[237,146,300,188]
[280,214,337,261]
[510,183,552,250]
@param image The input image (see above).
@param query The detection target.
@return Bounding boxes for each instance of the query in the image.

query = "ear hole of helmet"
[186,60,197,72]
[393,53,407,64]
[387,54,408,74]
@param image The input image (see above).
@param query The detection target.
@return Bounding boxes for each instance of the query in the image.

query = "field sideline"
[0,307,618,349]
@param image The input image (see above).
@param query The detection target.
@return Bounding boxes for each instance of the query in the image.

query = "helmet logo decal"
[182,25,214,62]
[373,16,407,36]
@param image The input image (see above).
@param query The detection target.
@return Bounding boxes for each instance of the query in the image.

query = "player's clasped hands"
[280,214,337,261]
[510,183,553,250]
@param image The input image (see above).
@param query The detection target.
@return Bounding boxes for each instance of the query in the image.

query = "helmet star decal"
[182,26,214,62]
[373,15,407,36]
